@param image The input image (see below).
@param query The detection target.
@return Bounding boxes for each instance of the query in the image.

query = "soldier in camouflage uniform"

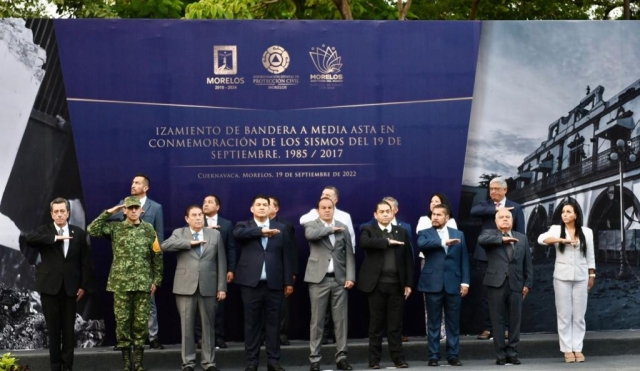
[88,196,163,371]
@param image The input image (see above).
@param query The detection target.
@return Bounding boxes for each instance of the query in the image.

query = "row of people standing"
[25,176,595,370]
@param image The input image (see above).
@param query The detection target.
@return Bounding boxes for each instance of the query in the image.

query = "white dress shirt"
[54,223,70,257]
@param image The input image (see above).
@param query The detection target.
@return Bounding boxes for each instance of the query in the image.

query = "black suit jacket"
[205,215,237,273]
[26,223,93,296]
[233,219,294,290]
[272,215,298,277]
[357,224,414,293]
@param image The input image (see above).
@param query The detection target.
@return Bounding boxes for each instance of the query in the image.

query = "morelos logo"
[262,45,290,75]
[214,46,237,75]
[309,45,342,74]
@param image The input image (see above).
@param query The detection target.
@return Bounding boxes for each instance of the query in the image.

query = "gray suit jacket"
[478,229,533,292]
[303,219,355,285]
[161,227,227,296]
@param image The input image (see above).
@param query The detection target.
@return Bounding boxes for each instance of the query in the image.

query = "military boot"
[121,348,133,371]
[133,347,146,371]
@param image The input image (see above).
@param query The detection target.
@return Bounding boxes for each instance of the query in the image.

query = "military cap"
[124,196,142,208]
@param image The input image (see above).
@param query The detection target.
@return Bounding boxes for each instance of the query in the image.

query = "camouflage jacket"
[87,211,163,292]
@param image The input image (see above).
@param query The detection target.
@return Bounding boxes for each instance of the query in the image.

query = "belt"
[325,272,335,278]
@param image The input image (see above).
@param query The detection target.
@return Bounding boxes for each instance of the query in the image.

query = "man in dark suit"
[304,197,355,371]
[162,205,227,371]
[471,177,524,340]
[357,201,413,369]
[26,197,93,371]
[417,204,469,367]
[233,195,294,371]
[269,196,298,346]
[202,194,236,349]
[110,173,165,350]
[360,196,414,343]
[360,196,414,254]
[478,208,533,366]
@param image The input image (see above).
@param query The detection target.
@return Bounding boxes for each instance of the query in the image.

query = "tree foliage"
[410,0,639,20]
[0,0,49,18]
[185,0,396,20]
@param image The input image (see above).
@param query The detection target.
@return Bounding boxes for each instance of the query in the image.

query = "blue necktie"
[193,232,202,256]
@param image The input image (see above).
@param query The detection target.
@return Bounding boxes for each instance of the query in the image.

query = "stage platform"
[8,330,640,371]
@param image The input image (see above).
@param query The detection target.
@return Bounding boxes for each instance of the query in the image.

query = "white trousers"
[553,278,588,352]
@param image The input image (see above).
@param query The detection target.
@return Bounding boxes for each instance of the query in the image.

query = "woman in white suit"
[537,200,595,363]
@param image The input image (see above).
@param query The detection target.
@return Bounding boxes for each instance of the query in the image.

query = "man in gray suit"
[304,197,355,371]
[478,208,532,366]
[162,205,227,371]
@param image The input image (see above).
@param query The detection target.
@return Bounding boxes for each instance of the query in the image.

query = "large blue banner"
[53,20,481,343]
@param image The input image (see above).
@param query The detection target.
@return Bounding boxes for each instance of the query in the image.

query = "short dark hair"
[205,194,221,207]
[185,204,202,217]
[323,186,339,198]
[269,195,280,208]
[135,173,150,187]
[50,197,69,212]
[252,194,271,205]
[432,203,450,216]
[375,200,392,212]
[317,197,334,209]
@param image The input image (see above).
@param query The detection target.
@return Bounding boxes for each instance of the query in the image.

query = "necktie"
[503,232,514,261]
[193,232,202,256]
[495,202,501,208]
[58,228,66,256]
[261,226,268,249]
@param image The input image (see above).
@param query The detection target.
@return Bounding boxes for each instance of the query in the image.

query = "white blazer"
[538,225,596,281]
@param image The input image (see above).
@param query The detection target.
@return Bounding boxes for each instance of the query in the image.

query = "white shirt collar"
[255,218,269,228]
[54,223,69,232]
[377,223,392,233]
[138,196,147,207]
[322,219,335,227]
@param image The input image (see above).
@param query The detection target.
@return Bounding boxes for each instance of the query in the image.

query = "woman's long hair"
[427,192,454,218]
[558,200,587,257]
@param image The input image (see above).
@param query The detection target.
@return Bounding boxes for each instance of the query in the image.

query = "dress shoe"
[401,335,409,342]
[564,352,575,363]
[245,365,257,371]
[149,338,164,349]
[310,362,320,371]
[182,367,195,371]
[496,357,506,365]
[368,363,380,369]
[427,359,439,367]
[448,357,462,366]
[267,363,285,371]
[477,330,491,340]
[215,339,228,349]
[574,352,585,362]
[393,358,409,368]
[506,356,521,365]
[205,366,220,371]
[336,359,353,370]
[280,338,291,346]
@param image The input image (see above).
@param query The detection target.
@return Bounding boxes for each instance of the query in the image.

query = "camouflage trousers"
[114,291,151,348]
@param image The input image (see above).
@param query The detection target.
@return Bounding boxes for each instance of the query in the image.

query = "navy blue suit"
[418,227,470,361]
[233,219,293,366]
